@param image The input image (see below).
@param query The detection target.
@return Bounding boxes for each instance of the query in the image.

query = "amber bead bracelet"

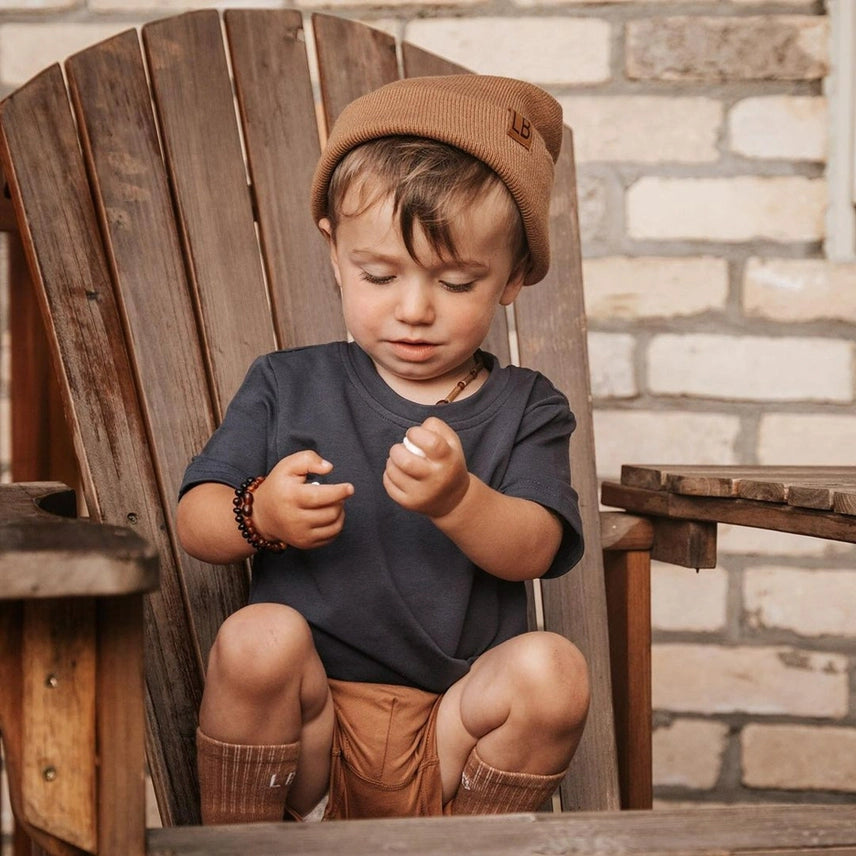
[233,476,287,553]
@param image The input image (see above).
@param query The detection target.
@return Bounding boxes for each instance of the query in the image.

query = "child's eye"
[441,280,476,293]
[360,271,395,285]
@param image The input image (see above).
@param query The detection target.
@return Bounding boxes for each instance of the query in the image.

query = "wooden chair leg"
[603,548,653,810]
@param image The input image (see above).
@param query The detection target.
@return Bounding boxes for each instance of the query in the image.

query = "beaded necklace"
[436,352,484,405]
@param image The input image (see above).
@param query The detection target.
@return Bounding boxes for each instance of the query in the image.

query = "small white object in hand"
[403,436,426,458]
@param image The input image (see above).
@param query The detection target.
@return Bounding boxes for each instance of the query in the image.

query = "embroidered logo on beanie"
[507,109,533,150]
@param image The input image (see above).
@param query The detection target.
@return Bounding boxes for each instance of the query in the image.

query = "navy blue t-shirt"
[180,342,583,692]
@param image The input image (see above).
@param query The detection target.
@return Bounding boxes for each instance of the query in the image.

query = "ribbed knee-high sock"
[451,746,566,815]
[196,727,300,824]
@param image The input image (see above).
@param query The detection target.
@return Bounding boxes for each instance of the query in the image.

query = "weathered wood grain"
[147,805,856,856]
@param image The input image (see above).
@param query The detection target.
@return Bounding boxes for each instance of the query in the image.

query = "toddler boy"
[177,74,589,822]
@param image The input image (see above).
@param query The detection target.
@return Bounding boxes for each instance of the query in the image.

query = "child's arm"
[178,451,354,564]
[383,418,563,582]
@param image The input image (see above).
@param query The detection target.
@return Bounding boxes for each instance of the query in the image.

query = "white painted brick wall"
[559,96,721,163]
[0,22,139,85]
[627,176,827,242]
[652,563,727,633]
[728,96,827,161]
[744,258,856,323]
[626,16,828,82]
[653,719,729,790]
[583,257,728,320]
[403,17,611,83]
[653,644,849,718]
[759,414,856,466]
[744,567,856,637]
[647,334,854,402]
[592,410,740,480]
[742,725,856,793]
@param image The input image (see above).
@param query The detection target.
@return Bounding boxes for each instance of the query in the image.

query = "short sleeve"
[499,378,584,578]
[179,356,276,498]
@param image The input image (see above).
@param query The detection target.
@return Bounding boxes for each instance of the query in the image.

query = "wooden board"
[147,804,856,856]
[0,54,204,828]
[602,481,856,544]
[620,465,856,516]
[143,10,278,411]
[226,9,345,351]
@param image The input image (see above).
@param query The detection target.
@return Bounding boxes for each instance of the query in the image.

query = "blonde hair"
[325,136,528,275]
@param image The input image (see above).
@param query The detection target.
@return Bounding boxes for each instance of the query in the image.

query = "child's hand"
[252,451,354,550]
[384,417,471,519]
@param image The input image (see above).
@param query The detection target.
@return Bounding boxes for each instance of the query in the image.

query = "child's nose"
[395,282,435,325]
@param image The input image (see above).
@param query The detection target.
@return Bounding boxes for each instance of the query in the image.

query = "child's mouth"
[389,340,438,361]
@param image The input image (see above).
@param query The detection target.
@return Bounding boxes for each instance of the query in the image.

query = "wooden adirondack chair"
[0,9,662,853]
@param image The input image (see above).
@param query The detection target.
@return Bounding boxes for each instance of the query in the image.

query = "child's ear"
[317,218,342,287]
[499,266,526,306]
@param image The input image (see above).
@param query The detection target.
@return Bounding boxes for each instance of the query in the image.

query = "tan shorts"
[323,679,447,819]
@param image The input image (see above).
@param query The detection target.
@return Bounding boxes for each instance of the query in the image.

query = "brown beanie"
[310,75,563,285]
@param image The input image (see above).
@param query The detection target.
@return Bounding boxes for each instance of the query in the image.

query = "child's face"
[319,183,525,403]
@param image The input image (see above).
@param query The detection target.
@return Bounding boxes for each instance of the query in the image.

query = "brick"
[744,258,856,324]
[587,333,635,399]
[729,96,827,161]
[647,334,853,403]
[759,414,856,466]
[626,16,828,82]
[0,0,75,9]
[403,17,611,84]
[653,719,729,789]
[583,257,727,321]
[744,567,856,637]
[559,96,721,163]
[0,22,136,86]
[626,176,826,243]
[742,725,856,792]
[592,410,739,481]
[652,563,727,633]
[652,643,849,717]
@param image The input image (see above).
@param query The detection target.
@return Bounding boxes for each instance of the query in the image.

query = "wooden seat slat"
[146,804,856,856]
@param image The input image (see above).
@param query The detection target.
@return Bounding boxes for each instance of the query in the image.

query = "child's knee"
[207,603,315,695]
[512,632,590,729]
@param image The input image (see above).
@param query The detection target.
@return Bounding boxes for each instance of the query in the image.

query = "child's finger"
[301,481,354,508]
[283,449,333,478]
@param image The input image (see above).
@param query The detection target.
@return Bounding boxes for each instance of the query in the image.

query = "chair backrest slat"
[143,11,277,413]
[225,9,345,349]
[312,13,400,134]
[514,128,619,810]
[0,60,207,826]
[65,30,249,669]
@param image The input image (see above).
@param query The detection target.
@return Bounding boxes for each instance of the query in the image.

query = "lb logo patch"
[507,109,533,150]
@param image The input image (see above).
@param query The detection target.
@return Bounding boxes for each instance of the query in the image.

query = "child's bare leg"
[199,602,334,819]
[435,631,589,810]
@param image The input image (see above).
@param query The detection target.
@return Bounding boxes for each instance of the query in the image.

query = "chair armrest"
[0,482,158,599]
[599,510,654,552]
